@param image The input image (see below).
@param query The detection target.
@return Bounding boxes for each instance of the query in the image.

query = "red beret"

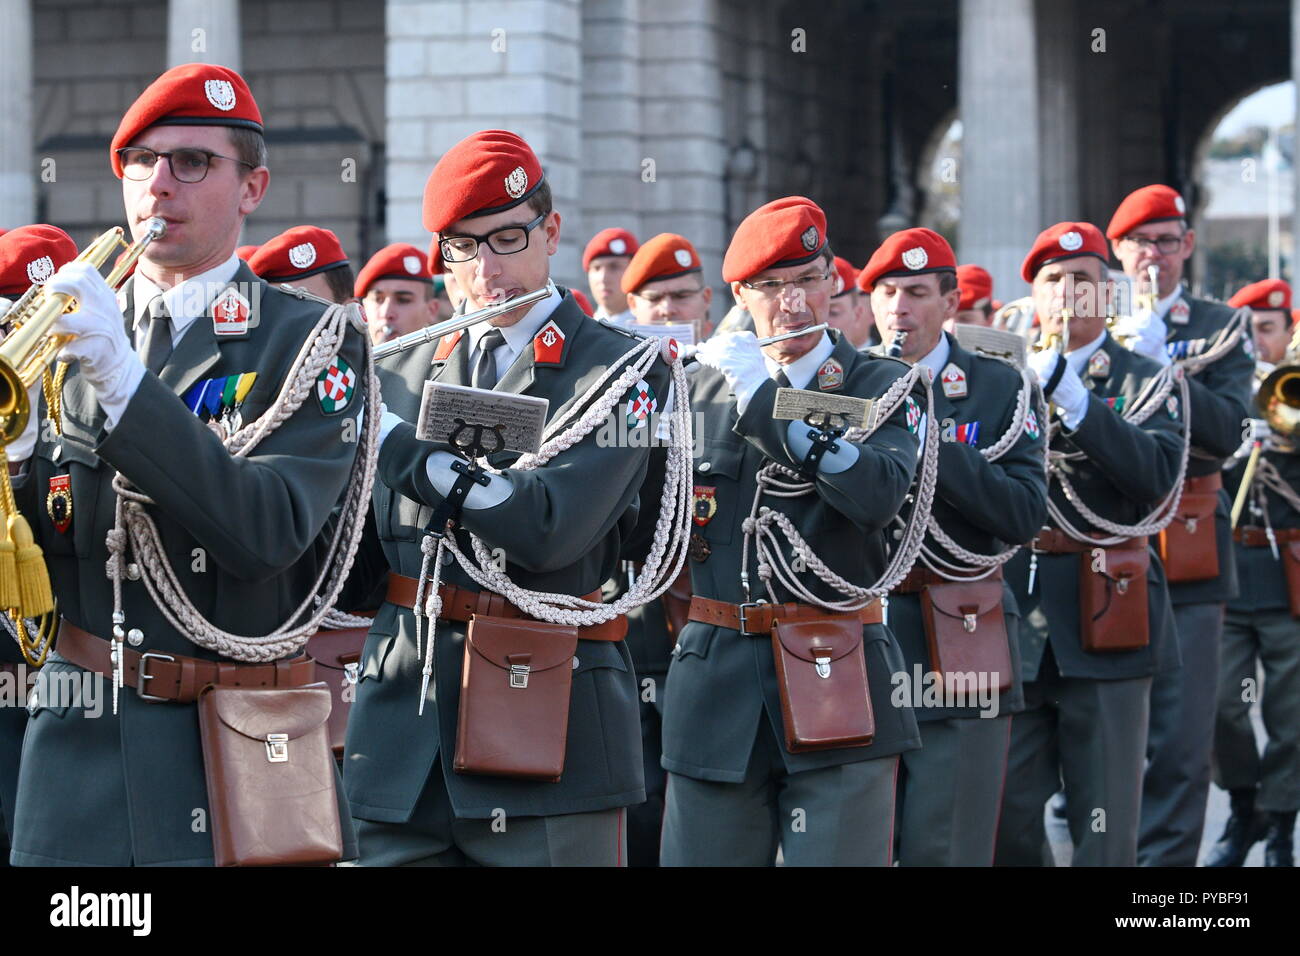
[621,233,700,293]
[425,236,444,276]
[1229,278,1291,312]
[248,226,348,283]
[422,130,545,234]
[831,257,859,298]
[571,289,596,317]
[858,228,955,292]
[354,242,433,298]
[1106,184,1187,239]
[956,264,993,311]
[583,228,639,270]
[723,196,827,283]
[1021,222,1108,282]
[235,244,259,261]
[0,225,78,297]
[110,64,263,178]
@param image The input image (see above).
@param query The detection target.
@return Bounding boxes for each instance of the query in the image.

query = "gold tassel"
[9,512,52,618]
[0,514,18,610]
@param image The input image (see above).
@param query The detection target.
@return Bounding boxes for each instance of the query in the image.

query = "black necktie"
[140,297,173,375]
[774,368,792,388]
[472,328,507,390]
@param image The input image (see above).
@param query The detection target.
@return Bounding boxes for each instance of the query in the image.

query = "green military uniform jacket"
[1165,294,1254,605]
[342,293,668,821]
[887,333,1047,721]
[660,333,925,782]
[1006,333,1184,682]
[1226,437,1300,613]
[10,263,366,865]
[0,624,28,849]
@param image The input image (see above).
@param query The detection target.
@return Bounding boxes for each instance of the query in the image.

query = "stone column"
[0,0,34,227]
[167,0,241,69]
[958,0,1040,298]
[385,0,583,280]
[580,0,642,245]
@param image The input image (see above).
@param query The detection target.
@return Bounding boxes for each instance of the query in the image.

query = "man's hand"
[1113,311,1171,365]
[694,331,770,414]
[44,262,145,418]
[1027,349,1088,429]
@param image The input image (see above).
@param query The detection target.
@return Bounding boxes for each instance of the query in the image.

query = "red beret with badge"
[235,244,259,261]
[422,129,545,234]
[0,224,79,297]
[248,225,349,283]
[858,227,956,292]
[583,228,639,271]
[1229,278,1291,313]
[1020,221,1108,282]
[354,242,433,298]
[621,233,701,293]
[722,196,827,283]
[831,257,859,298]
[1106,184,1188,239]
[956,264,993,310]
[110,63,263,178]
[425,236,444,276]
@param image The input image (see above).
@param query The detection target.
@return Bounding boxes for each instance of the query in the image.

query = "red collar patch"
[533,320,566,365]
[433,329,462,361]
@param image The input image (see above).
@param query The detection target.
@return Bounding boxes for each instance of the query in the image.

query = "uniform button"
[127,628,144,647]
[52,444,62,462]
[571,656,579,669]
[699,461,711,472]
[127,563,142,581]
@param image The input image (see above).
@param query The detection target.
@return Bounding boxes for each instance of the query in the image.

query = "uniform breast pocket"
[693,441,745,545]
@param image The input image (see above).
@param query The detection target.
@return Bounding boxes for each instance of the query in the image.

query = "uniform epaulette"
[271,281,334,306]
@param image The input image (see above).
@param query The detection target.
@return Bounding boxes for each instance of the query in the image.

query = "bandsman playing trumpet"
[995,222,1186,867]
[1209,278,1300,868]
[1106,184,1255,867]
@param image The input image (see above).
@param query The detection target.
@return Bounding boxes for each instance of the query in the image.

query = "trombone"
[373,281,557,360]
[0,217,166,443]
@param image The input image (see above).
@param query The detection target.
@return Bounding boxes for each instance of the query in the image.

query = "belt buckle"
[136,652,176,702]
[737,601,767,637]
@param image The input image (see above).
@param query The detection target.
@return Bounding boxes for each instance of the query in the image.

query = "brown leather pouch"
[454,615,579,782]
[1157,491,1220,583]
[770,616,874,753]
[920,578,1012,694]
[1078,541,1151,652]
[197,683,342,867]
[306,626,368,758]
[1281,542,1300,618]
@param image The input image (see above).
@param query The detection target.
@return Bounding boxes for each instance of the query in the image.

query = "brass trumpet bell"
[1257,361,1300,439]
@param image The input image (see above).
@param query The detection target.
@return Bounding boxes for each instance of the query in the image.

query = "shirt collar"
[467,283,564,356]
[1151,283,1183,319]
[1064,329,1108,376]
[132,254,241,334]
[764,332,835,389]
[916,333,952,378]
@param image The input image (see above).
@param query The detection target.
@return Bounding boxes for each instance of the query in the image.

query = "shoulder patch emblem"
[1087,350,1110,379]
[904,395,922,433]
[317,356,357,414]
[816,358,843,391]
[534,320,565,364]
[433,329,462,361]
[1024,410,1041,440]
[1169,300,1191,325]
[627,378,657,429]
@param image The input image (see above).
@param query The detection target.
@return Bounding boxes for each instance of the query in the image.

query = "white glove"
[1113,310,1171,365]
[44,261,145,428]
[694,331,770,415]
[4,378,44,463]
[1026,349,1089,430]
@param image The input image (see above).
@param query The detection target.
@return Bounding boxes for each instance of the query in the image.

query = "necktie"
[471,328,507,390]
[774,368,792,388]
[140,297,173,375]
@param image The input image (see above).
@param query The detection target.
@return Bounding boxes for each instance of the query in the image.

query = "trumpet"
[0,218,166,443]
[373,281,556,360]
[1034,307,1072,354]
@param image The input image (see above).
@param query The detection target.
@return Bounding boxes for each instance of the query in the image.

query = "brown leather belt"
[1185,473,1223,494]
[893,564,1002,595]
[687,595,883,636]
[1235,527,1300,548]
[385,574,627,642]
[55,620,317,704]
[1032,529,1148,555]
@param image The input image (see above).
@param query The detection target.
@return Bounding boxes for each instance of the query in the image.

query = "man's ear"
[731,281,747,309]
[238,166,270,216]
[702,286,713,308]
[544,211,561,255]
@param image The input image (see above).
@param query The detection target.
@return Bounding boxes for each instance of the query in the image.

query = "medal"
[689,532,711,562]
[692,486,717,526]
[46,475,72,534]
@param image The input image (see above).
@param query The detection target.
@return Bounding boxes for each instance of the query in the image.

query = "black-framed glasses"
[439,213,546,263]
[1118,233,1185,254]
[740,270,831,296]
[117,146,255,183]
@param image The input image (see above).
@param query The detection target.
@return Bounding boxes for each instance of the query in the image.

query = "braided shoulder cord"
[1178,306,1249,377]
[1255,456,1300,515]
[739,364,939,611]
[104,302,381,676]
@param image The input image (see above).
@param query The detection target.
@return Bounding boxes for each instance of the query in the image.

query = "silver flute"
[372,281,557,360]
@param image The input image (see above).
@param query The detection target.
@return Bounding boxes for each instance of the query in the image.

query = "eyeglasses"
[439,213,546,263]
[1118,233,1185,254]
[740,271,831,296]
[117,147,255,183]
[635,288,705,306]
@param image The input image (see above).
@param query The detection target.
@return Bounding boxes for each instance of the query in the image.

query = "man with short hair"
[659,197,928,866]
[6,64,368,866]
[995,221,1185,867]
[623,232,713,341]
[862,228,1047,866]
[354,242,438,345]
[1209,278,1300,867]
[827,256,874,350]
[950,264,996,329]
[1108,184,1255,867]
[584,227,638,323]
[248,224,354,304]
